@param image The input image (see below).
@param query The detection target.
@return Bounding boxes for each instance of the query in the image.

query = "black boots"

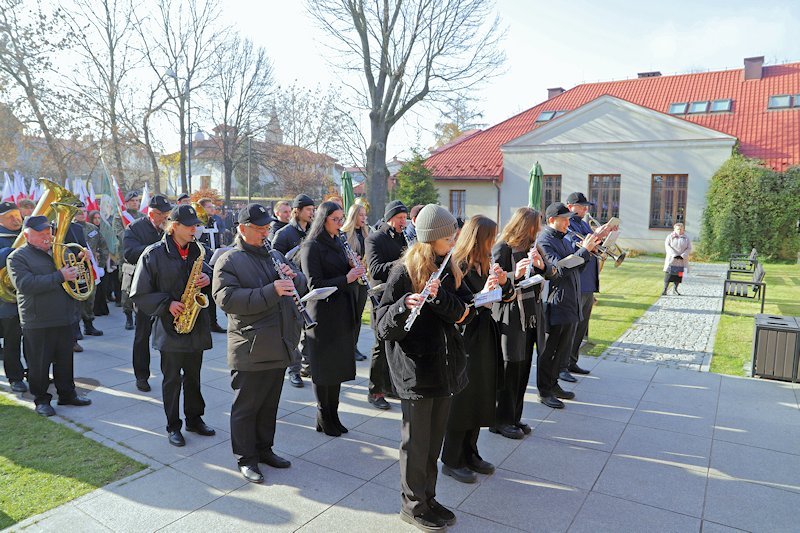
[84,319,103,336]
[124,312,134,330]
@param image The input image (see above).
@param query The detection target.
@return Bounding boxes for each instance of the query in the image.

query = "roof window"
[688,101,709,114]
[768,95,792,109]
[536,111,556,122]
[668,102,687,114]
[710,99,732,112]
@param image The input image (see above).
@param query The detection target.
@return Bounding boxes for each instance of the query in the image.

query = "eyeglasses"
[329,217,344,223]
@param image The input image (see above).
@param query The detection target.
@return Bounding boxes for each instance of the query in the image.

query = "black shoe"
[10,380,27,393]
[368,394,391,410]
[84,321,104,336]
[299,367,311,378]
[489,424,524,440]
[210,323,226,333]
[57,395,92,406]
[540,395,565,409]
[136,379,151,392]
[674,288,681,295]
[124,314,134,330]
[515,422,532,435]
[333,413,349,434]
[568,364,590,375]
[400,509,447,531]
[316,410,341,437]
[428,499,457,526]
[442,464,477,484]
[239,464,263,483]
[186,421,216,436]
[289,373,304,388]
[259,449,291,468]
[559,370,577,383]
[354,349,367,361]
[36,403,56,417]
[553,386,576,400]
[168,430,185,447]
[467,457,496,475]
[73,342,84,353]
[75,329,84,340]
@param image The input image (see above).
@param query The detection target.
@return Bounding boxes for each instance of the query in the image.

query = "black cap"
[177,193,190,202]
[384,200,408,220]
[124,191,139,202]
[149,194,172,212]
[565,192,594,206]
[168,204,202,226]
[0,201,19,215]
[75,200,85,208]
[238,203,274,226]
[292,194,315,209]
[545,202,572,220]
[23,215,50,231]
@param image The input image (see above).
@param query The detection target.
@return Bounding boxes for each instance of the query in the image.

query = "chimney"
[743,56,764,80]
[547,87,565,99]
[637,71,661,78]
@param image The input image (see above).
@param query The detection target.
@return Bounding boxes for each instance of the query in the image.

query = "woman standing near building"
[341,203,371,361]
[663,222,691,295]
[300,201,365,436]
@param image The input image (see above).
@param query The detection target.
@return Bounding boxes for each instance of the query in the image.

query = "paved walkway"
[3,290,800,532]
[601,262,728,371]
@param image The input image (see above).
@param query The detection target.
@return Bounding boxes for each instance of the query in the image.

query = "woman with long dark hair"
[300,201,365,436]
[441,215,514,483]
[341,203,371,360]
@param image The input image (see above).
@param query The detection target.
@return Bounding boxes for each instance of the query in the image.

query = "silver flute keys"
[403,249,453,332]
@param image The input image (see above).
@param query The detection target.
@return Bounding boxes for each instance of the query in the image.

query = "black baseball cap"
[565,192,594,206]
[23,215,50,231]
[238,203,274,226]
[545,202,572,220]
[0,201,19,215]
[168,204,202,226]
[149,194,172,212]
[177,193,190,202]
[124,191,139,202]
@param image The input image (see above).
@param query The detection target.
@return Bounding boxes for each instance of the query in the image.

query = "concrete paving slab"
[120,425,228,465]
[640,381,719,410]
[370,460,483,511]
[568,492,701,533]
[170,441,251,493]
[159,492,295,532]
[560,390,639,423]
[709,439,800,494]
[630,399,717,439]
[704,474,800,533]
[613,424,712,471]
[19,505,113,532]
[534,410,626,452]
[587,359,659,382]
[273,412,335,457]
[300,429,398,481]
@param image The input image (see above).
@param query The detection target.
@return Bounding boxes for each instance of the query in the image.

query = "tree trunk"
[223,158,233,204]
[366,117,389,222]
[142,111,161,193]
[178,99,187,193]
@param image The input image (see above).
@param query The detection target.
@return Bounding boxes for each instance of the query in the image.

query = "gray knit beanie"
[415,204,457,243]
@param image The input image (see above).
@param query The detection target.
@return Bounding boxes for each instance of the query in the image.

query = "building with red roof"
[425,57,800,251]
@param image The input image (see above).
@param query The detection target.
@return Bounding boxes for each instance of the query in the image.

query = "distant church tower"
[265,108,283,145]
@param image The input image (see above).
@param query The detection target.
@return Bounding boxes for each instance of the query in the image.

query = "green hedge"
[699,153,800,260]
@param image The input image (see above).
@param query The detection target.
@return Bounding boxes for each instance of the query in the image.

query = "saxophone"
[173,241,209,334]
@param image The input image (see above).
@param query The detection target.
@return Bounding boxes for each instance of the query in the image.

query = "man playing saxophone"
[130,204,215,447]
[212,204,307,483]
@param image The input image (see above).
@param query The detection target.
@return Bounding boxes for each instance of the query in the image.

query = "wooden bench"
[723,263,766,313]
[728,248,758,276]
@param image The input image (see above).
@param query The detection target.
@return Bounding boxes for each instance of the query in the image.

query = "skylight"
[688,101,709,114]
[768,95,792,109]
[668,102,687,114]
[536,111,556,122]
[710,99,732,112]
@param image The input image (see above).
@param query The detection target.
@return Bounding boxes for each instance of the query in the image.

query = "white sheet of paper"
[557,254,585,269]
[301,287,337,303]
[473,287,502,307]
[518,274,545,289]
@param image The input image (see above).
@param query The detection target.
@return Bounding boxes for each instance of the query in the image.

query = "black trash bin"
[751,314,800,382]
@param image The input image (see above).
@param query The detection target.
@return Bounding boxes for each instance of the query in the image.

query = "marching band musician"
[299,201,365,437]
[341,202,371,361]
[8,215,92,416]
[375,204,473,531]
[130,204,215,447]
[364,200,409,410]
[0,202,27,393]
[122,194,173,392]
[213,203,305,484]
[268,200,291,241]
[74,204,108,338]
[114,191,144,329]
[196,198,226,334]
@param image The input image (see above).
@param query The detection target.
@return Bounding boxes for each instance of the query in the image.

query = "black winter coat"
[300,232,358,386]
[375,260,474,400]
[272,220,307,256]
[0,224,20,319]
[491,241,556,362]
[268,220,288,242]
[536,226,592,326]
[130,236,213,353]
[213,236,308,372]
[123,217,162,265]
[365,223,407,285]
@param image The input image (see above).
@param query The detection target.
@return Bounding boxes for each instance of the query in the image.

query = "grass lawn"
[711,263,800,376]
[0,394,145,529]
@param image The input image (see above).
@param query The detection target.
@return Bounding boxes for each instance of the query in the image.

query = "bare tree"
[432,94,484,149]
[209,36,274,203]
[306,0,505,216]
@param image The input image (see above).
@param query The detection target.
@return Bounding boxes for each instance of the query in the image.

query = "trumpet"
[267,244,317,329]
[566,229,626,268]
[583,213,627,268]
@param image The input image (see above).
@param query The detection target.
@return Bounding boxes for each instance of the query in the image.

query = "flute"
[404,249,453,332]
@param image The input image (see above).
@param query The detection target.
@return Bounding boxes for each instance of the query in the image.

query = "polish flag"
[64,178,72,194]
[139,182,150,215]
[29,177,37,200]
[13,171,27,203]
[112,176,134,227]
[2,173,14,203]
[86,181,99,212]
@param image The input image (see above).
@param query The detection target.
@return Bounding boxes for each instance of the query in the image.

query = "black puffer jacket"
[364,223,407,285]
[123,216,161,265]
[375,260,474,400]
[130,236,213,352]
[271,220,307,255]
[536,226,592,326]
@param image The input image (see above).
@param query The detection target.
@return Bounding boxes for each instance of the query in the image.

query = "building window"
[795,95,800,108]
[536,111,556,122]
[650,174,688,229]
[768,95,792,109]
[449,190,466,219]
[688,101,709,113]
[587,174,620,223]
[668,102,687,114]
[710,99,732,112]
[542,175,562,211]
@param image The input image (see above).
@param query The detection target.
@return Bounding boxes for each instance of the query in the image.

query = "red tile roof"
[426,62,800,179]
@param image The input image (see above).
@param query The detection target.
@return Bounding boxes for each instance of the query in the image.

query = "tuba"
[51,202,95,301]
[0,178,83,302]
[173,240,209,334]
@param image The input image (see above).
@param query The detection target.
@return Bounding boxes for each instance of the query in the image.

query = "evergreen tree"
[395,153,440,208]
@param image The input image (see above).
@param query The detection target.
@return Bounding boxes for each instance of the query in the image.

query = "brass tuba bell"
[50,202,95,301]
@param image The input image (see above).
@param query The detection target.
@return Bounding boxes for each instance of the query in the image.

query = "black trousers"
[354,285,367,355]
[563,293,594,372]
[400,396,452,516]
[368,307,393,396]
[1,315,24,382]
[204,285,219,326]
[23,325,76,405]
[313,382,342,427]
[230,368,284,467]
[441,426,480,469]
[537,322,577,397]
[132,309,153,381]
[94,275,109,316]
[497,325,536,426]
[160,350,205,432]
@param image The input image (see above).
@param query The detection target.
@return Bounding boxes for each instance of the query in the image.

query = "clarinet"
[267,247,317,329]
[339,231,380,307]
[404,249,453,332]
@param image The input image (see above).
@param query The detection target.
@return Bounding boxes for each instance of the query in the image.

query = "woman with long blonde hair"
[375,204,473,530]
[341,203,371,360]
[441,216,514,484]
